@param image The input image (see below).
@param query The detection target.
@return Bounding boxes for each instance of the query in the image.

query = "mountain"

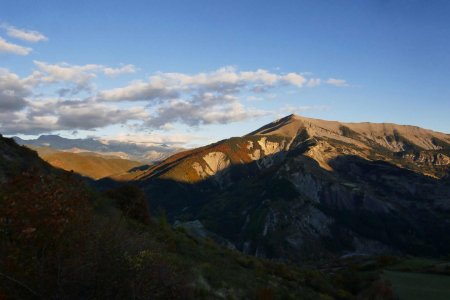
[13,135,182,163]
[136,114,450,183]
[30,146,144,179]
[124,114,450,262]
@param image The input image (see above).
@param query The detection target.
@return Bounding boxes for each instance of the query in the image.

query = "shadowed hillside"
[103,114,450,263]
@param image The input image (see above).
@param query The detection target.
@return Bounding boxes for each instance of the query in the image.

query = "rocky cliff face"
[128,114,450,262]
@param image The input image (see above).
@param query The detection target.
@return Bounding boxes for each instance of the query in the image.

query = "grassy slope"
[383,271,450,300]
[378,257,450,300]
[36,148,142,179]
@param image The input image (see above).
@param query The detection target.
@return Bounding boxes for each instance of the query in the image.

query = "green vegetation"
[382,271,450,300]
[385,257,443,272]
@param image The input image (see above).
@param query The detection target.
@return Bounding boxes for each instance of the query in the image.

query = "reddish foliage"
[0,171,91,244]
[0,172,92,297]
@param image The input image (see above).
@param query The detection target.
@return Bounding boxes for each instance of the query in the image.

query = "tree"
[104,184,150,224]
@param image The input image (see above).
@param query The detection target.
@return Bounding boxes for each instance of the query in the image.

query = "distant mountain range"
[112,114,450,262]
[13,135,182,163]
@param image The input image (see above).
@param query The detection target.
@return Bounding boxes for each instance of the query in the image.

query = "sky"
[1,0,450,148]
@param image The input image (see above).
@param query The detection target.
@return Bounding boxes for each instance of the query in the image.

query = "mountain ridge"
[250,114,450,151]
[112,114,450,262]
[129,114,450,184]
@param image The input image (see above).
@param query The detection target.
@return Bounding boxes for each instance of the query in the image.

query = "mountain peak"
[276,113,307,122]
[285,113,302,119]
[247,113,306,138]
[248,114,450,153]
[282,114,301,119]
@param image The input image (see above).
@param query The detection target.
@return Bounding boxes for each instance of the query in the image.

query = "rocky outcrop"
[257,137,286,156]
[400,151,450,166]
[202,152,231,176]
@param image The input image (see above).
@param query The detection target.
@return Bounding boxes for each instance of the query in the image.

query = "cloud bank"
[1,61,347,137]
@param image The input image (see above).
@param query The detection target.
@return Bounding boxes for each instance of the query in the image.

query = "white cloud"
[98,67,309,102]
[103,64,137,77]
[29,61,138,95]
[107,132,205,146]
[96,67,325,129]
[0,37,32,55]
[0,68,32,111]
[282,73,306,86]
[145,94,267,129]
[98,79,178,102]
[326,78,348,87]
[33,60,101,84]
[3,25,48,42]
[0,97,148,135]
[0,109,57,135]
[56,103,147,130]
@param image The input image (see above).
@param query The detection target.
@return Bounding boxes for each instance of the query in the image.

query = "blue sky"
[1,0,449,147]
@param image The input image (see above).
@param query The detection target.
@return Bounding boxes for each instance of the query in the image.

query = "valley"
[2,114,450,299]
